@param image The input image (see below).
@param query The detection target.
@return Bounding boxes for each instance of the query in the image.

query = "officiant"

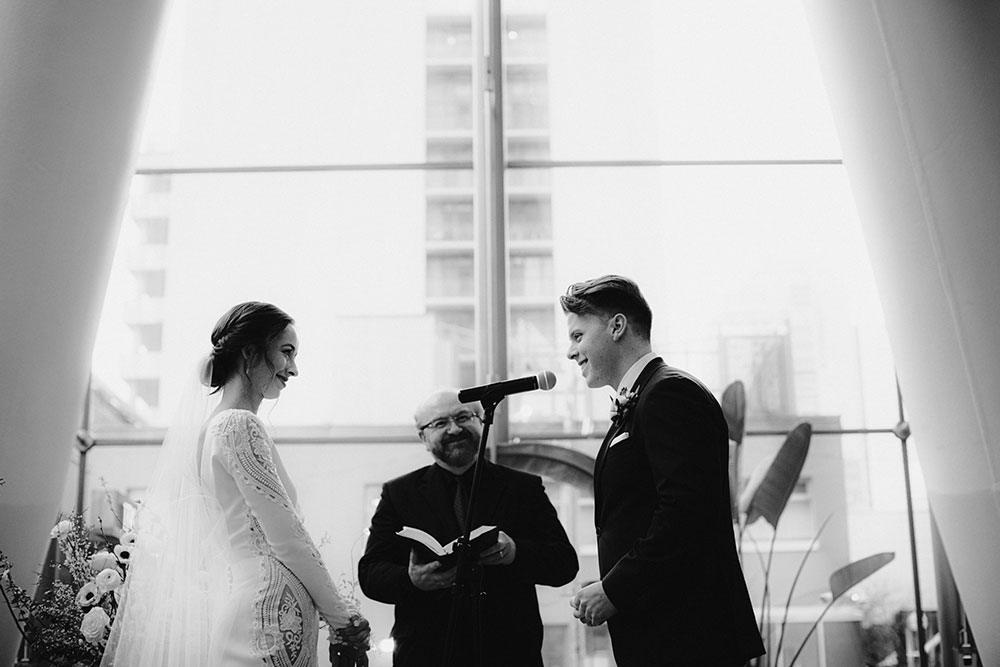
[357,388,578,667]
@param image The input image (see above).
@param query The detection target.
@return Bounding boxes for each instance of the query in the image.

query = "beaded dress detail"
[207,409,351,667]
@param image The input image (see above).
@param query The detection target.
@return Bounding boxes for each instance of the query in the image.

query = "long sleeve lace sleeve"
[214,410,353,629]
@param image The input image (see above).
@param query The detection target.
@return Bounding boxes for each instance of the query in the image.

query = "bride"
[102,301,370,666]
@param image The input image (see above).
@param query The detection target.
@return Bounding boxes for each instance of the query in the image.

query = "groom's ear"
[609,313,628,341]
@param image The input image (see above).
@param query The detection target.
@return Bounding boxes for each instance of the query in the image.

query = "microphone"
[458,370,557,404]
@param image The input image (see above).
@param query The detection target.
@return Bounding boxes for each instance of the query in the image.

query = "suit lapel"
[593,358,666,497]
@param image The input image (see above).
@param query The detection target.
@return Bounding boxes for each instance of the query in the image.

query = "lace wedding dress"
[207,408,353,666]
[102,405,353,667]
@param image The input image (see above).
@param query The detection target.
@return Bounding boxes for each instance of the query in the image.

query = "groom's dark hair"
[560,274,652,341]
[208,301,294,391]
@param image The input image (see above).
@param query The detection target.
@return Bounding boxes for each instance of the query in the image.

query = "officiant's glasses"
[418,410,482,434]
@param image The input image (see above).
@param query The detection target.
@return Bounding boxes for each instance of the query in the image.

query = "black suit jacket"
[358,461,578,667]
[596,358,765,667]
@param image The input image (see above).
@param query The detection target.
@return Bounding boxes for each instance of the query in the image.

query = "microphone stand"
[440,392,504,667]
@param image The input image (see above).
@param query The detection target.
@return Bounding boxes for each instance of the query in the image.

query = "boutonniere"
[609,390,638,425]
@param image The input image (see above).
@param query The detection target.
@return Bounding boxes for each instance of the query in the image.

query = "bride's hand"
[337,614,371,650]
[330,615,370,667]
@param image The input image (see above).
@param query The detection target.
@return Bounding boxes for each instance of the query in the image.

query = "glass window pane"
[505,164,898,434]
[138,2,470,167]
[93,171,478,428]
[501,0,839,160]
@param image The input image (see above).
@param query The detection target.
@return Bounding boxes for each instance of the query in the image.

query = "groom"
[562,275,764,667]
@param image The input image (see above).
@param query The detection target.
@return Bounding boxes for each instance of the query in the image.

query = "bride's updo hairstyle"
[207,301,294,392]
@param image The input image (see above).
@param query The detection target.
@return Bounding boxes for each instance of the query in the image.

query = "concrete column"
[801,1,1000,663]
[0,0,168,660]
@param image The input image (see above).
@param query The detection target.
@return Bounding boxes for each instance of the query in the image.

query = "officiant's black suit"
[358,460,578,667]
[597,358,764,667]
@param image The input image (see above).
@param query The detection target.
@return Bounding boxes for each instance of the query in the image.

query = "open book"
[396,525,499,569]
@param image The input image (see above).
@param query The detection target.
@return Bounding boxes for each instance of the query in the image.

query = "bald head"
[414,388,483,474]
[413,389,464,427]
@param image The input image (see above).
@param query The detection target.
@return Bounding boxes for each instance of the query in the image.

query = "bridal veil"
[101,359,232,666]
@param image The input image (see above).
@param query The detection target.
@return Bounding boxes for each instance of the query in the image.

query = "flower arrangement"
[609,389,639,425]
[0,512,133,666]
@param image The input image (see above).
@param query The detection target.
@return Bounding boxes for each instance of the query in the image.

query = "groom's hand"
[408,548,456,591]
[330,615,371,667]
[338,614,371,649]
[330,643,368,667]
[570,580,618,626]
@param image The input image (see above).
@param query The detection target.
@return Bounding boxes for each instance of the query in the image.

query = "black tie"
[452,474,468,531]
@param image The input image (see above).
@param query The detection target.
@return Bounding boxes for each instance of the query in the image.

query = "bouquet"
[0,512,134,666]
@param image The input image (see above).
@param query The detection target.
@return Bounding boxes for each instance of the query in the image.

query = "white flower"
[50,519,72,539]
[95,568,123,593]
[113,543,134,564]
[119,531,138,547]
[76,581,100,607]
[80,606,111,644]
[89,551,118,572]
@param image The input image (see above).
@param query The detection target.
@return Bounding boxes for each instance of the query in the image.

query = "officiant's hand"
[477,530,516,566]
[408,549,456,591]
[570,580,618,626]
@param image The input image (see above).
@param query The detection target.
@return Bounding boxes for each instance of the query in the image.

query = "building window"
[505,16,547,59]
[426,138,473,189]
[131,323,163,352]
[426,16,471,59]
[427,195,473,241]
[126,378,159,408]
[508,195,552,241]
[506,64,549,130]
[427,255,474,298]
[142,174,171,194]
[131,269,166,298]
[509,253,553,298]
[134,217,169,245]
[506,137,551,187]
[427,66,473,131]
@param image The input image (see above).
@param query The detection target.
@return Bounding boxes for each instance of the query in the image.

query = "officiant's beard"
[433,430,477,468]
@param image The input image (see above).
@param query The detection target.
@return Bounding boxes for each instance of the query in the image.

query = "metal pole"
[482,0,508,454]
[894,377,927,667]
[75,375,95,515]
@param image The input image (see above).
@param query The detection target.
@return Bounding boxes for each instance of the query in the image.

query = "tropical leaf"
[743,422,812,528]
[830,552,895,598]
[738,452,773,518]
[787,552,895,666]
[722,380,747,522]
[721,380,746,445]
